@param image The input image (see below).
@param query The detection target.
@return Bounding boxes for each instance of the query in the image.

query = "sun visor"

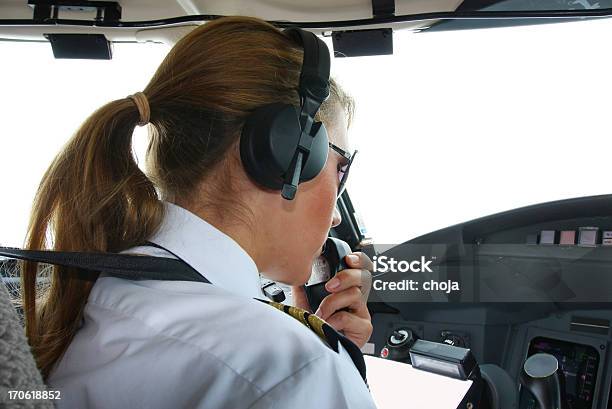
[46,33,112,59]
[332,29,393,57]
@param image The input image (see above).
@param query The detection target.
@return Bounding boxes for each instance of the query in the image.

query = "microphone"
[281,151,304,200]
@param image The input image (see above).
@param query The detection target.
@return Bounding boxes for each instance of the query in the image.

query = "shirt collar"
[148,201,264,299]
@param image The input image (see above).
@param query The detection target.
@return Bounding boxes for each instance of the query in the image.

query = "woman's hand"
[292,252,373,349]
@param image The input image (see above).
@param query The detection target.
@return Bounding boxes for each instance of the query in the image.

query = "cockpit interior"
[1,1,612,408]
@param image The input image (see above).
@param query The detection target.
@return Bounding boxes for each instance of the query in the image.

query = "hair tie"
[127,91,150,126]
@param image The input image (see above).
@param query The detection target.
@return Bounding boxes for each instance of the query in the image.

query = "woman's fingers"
[325,310,373,349]
[324,252,373,301]
[315,286,366,321]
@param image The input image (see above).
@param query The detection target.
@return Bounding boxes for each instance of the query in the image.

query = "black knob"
[390,330,408,345]
[519,353,565,409]
[380,328,418,363]
[441,331,467,348]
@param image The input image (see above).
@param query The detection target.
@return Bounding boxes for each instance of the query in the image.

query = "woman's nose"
[331,206,342,228]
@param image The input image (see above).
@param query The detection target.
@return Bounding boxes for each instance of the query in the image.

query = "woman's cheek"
[310,172,335,216]
[315,173,338,237]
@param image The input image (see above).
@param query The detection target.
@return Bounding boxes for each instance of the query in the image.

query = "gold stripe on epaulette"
[267,301,285,313]
[306,313,326,340]
[263,300,327,342]
[287,306,310,329]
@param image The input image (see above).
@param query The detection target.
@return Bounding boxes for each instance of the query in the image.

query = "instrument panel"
[369,194,612,409]
[519,337,600,409]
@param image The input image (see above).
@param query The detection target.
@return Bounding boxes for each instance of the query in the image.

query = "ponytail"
[22,96,163,378]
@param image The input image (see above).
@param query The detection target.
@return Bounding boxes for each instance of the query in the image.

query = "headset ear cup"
[300,121,329,182]
[240,103,302,190]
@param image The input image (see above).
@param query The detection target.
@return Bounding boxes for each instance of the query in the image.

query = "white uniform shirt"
[48,202,377,409]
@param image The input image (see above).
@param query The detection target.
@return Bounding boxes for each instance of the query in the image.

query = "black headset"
[240,28,331,200]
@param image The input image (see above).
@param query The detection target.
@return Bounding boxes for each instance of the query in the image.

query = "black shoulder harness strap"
[0,245,367,384]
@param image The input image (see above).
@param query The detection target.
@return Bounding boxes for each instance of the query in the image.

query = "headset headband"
[284,28,331,114]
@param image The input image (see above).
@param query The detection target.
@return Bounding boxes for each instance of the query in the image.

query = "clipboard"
[364,355,476,408]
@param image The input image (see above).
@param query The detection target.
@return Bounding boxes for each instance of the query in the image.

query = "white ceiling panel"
[0,0,463,43]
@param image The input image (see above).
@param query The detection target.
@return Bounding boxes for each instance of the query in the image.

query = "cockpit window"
[332,18,612,243]
[0,41,169,247]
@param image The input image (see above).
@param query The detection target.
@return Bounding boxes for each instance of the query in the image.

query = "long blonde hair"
[21,16,354,379]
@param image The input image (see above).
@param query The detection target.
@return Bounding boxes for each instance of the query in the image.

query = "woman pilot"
[20,16,376,408]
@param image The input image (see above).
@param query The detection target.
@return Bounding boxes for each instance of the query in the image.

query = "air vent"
[570,316,610,335]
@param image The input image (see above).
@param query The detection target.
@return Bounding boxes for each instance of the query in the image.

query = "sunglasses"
[328,142,357,198]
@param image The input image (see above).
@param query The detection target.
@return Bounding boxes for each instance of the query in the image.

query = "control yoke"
[520,353,566,409]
